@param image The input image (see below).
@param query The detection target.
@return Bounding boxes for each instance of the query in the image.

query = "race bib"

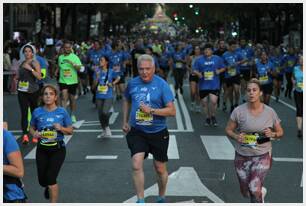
[204,71,214,80]
[288,61,294,67]
[63,69,72,78]
[297,82,303,90]
[275,67,281,73]
[176,62,183,68]
[18,81,29,92]
[97,85,108,94]
[259,75,269,83]
[228,67,236,76]
[41,130,57,143]
[136,109,153,125]
[242,134,257,147]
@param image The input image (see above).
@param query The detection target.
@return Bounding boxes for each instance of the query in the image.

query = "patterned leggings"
[234,152,272,203]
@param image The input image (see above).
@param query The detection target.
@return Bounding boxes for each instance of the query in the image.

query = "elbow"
[16,169,24,178]
[170,108,176,117]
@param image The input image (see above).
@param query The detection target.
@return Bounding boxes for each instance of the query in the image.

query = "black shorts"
[261,83,273,95]
[275,74,284,82]
[199,90,220,99]
[160,65,170,72]
[225,75,241,87]
[126,127,169,162]
[240,69,251,81]
[58,83,78,95]
[189,74,199,83]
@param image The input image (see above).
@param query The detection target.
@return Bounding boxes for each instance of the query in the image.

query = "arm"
[111,76,121,86]
[225,119,245,143]
[263,122,284,140]
[3,151,24,178]
[53,123,73,135]
[122,98,131,133]
[140,101,176,117]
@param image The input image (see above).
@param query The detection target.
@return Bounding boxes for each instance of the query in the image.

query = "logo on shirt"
[140,87,148,92]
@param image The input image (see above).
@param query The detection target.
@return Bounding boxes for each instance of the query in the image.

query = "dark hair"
[99,55,109,64]
[203,43,214,50]
[22,45,34,53]
[40,84,60,106]
[228,40,236,46]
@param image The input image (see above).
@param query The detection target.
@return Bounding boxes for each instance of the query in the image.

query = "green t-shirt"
[58,53,82,85]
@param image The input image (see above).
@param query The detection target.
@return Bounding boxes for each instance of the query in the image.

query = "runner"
[270,47,285,102]
[292,55,303,138]
[122,54,176,203]
[193,43,225,126]
[93,56,120,138]
[29,84,73,203]
[57,40,83,123]
[283,47,298,99]
[225,78,284,203]
[17,44,42,144]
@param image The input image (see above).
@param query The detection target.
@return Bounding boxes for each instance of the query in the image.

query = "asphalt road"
[3,78,303,203]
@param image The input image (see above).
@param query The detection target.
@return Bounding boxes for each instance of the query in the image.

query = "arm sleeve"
[62,109,73,127]
[4,131,20,156]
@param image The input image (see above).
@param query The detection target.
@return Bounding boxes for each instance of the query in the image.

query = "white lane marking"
[170,84,184,130]
[86,155,118,160]
[72,120,85,129]
[97,135,124,139]
[271,96,296,111]
[83,120,100,124]
[178,92,194,131]
[301,173,303,187]
[272,157,303,162]
[124,167,224,203]
[81,123,101,126]
[201,135,235,160]
[109,112,119,125]
[24,135,73,159]
[149,135,179,159]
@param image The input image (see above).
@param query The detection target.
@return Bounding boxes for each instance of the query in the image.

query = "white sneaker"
[104,127,112,138]
[97,131,106,138]
[190,102,195,111]
[261,187,267,203]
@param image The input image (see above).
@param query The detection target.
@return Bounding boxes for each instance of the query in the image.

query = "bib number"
[259,75,268,83]
[297,82,303,91]
[63,69,72,78]
[40,130,57,143]
[204,71,214,80]
[242,134,257,147]
[288,61,294,67]
[97,85,109,94]
[18,81,29,92]
[176,62,183,68]
[228,67,236,76]
[136,109,153,125]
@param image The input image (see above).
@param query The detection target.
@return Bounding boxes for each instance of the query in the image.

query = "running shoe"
[261,187,267,203]
[32,137,38,143]
[156,196,166,203]
[136,199,145,203]
[104,126,112,138]
[22,134,29,144]
[179,87,183,94]
[205,118,211,126]
[71,115,77,123]
[97,130,106,138]
[190,102,195,112]
[211,116,218,127]
[44,187,50,199]
[298,130,302,139]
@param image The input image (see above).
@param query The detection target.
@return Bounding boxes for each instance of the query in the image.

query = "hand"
[236,133,245,143]
[33,131,41,139]
[53,123,62,132]
[263,127,274,138]
[23,62,33,71]
[139,102,151,114]
[122,123,130,133]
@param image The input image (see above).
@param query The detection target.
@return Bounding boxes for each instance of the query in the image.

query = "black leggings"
[36,144,66,187]
[173,69,185,91]
[294,90,303,117]
[17,91,40,134]
[285,72,293,94]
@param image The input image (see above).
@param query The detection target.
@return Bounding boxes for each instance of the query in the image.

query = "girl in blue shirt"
[29,84,73,203]
[93,56,120,138]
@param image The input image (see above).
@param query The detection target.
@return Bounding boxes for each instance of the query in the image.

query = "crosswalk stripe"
[149,135,179,159]
[109,112,119,125]
[24,135,73,159]
[177,92,194,131]
[170,85,184,130]
[86,155,118,160]
[200,135,235,160]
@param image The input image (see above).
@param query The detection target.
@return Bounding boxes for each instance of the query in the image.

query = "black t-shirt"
[214,48,227,57]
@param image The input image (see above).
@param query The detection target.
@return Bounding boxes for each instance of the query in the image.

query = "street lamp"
[189,4,193,8]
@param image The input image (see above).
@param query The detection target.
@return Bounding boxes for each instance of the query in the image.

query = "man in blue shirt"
[122,54,176,203]
[193,43,225,126]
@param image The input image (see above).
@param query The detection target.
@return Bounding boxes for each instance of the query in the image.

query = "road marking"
[178,92,194,131]
[83,120,100,124]
[149,135,179,159]
[170,85,184,130]
[271,96,296,111]
[97,135,124,139]
[272,157,303,162]
[24,135,73,159]
[201,135,235,160]
[109,112,119,124]
[124,167,224,203]
[86,155,118,160]
[301,174,303,187]
[72,120,85,129]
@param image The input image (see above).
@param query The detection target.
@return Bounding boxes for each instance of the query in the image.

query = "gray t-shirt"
[230,103,281,156]
[17,60,40,93]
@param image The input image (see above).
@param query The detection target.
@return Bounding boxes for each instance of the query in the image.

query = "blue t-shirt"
[255,59,275,85]
[36,55,49,84]
[283,54,298,73]
[30,107,72,145]
[270,55,285,75]
[193,55,225,90]
[109,51,125,77]
[222,51,243,78]
[87,48,105,66]
[293,66,303,92]
[172,50,187,70]
[159,51,171,68]
[94,68,115,99]
[236,46,254,70]
[124,75,174,133]
[3,129,26,201]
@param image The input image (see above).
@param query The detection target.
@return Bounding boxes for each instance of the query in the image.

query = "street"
[3,78,303,203]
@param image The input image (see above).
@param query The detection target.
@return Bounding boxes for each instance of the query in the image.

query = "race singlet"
[97,84,108,94]
[135,109,153,125]
[204,71,214,80]
[18,81,29,92]
[63,69,72,78]
[228,66,236,76]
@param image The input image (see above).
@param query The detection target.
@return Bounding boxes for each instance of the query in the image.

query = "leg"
[202,96,210,119]
[60,89,69,109]
[209,94,218,117]
[17,92,29,134]
[36,147,49,187]
[69,94,77,115]
[234,153,251,198]
[96,99,105,129]
[131,153,146,200]
[234,84,241,106]
[153,160,168,197]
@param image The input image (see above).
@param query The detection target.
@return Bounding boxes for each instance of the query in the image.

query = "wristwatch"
[31,69,34,72]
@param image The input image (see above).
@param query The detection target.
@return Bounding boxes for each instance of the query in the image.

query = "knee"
[248,178,261,200]
[132,160,143,173]
[154,164,167,176]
